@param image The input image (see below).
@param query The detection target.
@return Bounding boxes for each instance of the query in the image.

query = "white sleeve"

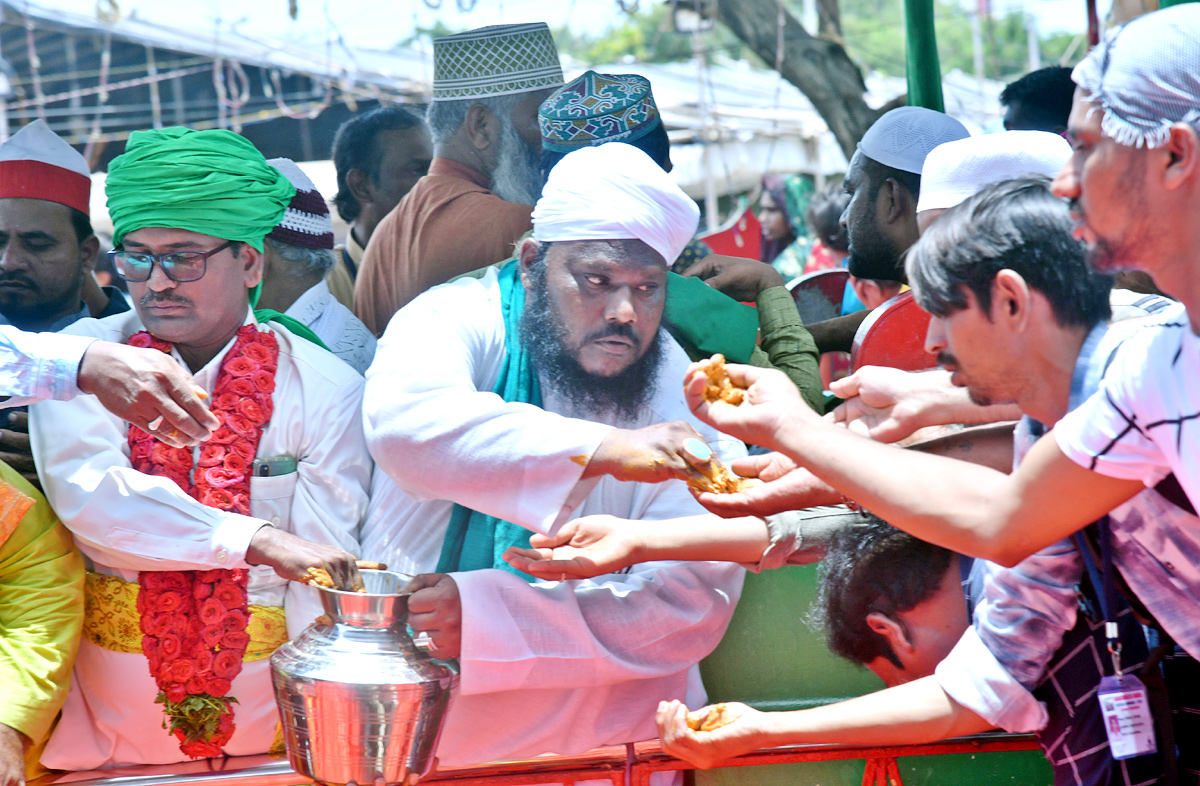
[0,327,95,407]
[935,626,1049,733]
[363,280,613,536]
[30,390,267,573]
[1055,348,1170,488]
[454,559,744,695]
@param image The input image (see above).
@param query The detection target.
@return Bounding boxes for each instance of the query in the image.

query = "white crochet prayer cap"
[431,23,563,102]
[532,142,699,266]
[0,119,91,213]
[857,106,970,174]
[1072,4,1200,150]
[916,131,1072,213]
[266,157,334,250]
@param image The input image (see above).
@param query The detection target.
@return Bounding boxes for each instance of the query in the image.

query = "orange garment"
[353,157,533,335]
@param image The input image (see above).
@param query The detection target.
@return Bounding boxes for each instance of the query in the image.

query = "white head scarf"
[532,143,699,266]
[916,131,1072,213]
[1072,4,1200,149]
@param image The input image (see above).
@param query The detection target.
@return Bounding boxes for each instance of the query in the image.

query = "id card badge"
[1098,674,1157,760]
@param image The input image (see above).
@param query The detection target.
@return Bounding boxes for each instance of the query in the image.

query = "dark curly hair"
[815,516,953,669]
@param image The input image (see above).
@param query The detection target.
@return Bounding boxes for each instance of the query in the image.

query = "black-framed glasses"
[108,240,236,283]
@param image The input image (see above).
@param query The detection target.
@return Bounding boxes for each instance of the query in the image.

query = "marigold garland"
[128,325,278,759]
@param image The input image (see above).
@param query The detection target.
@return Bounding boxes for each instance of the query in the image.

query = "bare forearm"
[637,515,771,564]
[770,416,1140,565]
[758,677,992,747]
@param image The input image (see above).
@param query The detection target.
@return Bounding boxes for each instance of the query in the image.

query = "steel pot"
[271,570,457,786]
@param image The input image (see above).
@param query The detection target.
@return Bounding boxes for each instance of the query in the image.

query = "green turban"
[106,127,295,252]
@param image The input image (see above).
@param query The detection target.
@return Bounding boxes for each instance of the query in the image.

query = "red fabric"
[0,159,91,213]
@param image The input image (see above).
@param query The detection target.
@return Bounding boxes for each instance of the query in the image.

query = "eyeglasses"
[109,240,236,283]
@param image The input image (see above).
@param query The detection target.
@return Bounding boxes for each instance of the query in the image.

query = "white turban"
[1072,4,1200,149]
[916,131,1072,213]
[532,142,699,266]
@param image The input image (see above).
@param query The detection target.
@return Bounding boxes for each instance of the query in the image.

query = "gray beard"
[490,120,543,206]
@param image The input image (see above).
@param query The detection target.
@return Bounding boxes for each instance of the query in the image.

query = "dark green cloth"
[752,287,823,413]
[106,127,294,252]
[664,273,759,363]
[436,261,541,578]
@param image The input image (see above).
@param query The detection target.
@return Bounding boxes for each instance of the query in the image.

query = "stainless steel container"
[271,570,457,786]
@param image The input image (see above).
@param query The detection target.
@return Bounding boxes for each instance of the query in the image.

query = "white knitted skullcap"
[916,131,1072,213]
[857,106,970,174]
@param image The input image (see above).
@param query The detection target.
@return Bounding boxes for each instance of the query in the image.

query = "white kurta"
[361,269,746,770]
[30,308,372,771]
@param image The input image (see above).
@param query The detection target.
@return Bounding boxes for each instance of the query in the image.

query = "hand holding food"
[658,700,764,770]
[586,421,715,484]
[685,362,813,452]
[686,703,742,732]
[681,438,760,495]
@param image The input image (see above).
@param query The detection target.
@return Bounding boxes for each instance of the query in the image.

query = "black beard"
[520,263,664,422]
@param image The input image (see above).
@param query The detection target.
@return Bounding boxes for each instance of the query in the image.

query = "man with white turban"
[359,142,744,779]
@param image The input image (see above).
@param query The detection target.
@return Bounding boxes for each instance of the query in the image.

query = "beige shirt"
[327,230,363,312]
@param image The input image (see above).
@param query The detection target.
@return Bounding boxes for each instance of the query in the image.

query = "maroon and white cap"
[0,120,91,214]
[266,158,334,250]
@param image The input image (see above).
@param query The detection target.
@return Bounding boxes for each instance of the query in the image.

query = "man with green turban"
[29,127,373,769]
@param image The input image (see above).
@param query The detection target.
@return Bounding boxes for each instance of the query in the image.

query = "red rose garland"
[128,325,278,759]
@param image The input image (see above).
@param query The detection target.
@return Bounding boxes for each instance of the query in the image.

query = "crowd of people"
[0,7,1197,786]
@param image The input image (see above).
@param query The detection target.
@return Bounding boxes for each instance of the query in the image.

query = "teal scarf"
[249,281,330,351]
[436,261,542,578]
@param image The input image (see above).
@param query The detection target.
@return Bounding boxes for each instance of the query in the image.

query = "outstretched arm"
[684,363,1144,566]
[656,676,993,769]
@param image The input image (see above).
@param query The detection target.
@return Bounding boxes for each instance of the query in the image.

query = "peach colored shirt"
[353,158,533,336]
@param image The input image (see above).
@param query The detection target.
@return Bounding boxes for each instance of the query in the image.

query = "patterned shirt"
[941,304,1200,734]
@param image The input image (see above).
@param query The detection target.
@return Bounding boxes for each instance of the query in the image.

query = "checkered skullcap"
[1072,4,1200,150]
[266,158,334,251]
[539,71,661,153]
[857,106,970,174]
[432,23,563,102]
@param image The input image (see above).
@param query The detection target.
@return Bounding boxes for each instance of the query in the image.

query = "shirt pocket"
[250,472,298,533]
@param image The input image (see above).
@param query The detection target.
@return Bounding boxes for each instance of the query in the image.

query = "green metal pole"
[904,0,945,112]
[1158,0,1197,8]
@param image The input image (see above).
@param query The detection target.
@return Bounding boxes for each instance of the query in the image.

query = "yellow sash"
[83,571,288,661]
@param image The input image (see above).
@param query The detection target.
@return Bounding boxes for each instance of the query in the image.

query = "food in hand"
[686,703,740,732]
[300,561,386,593]
[687,455,760,495]
[697,354,745,406]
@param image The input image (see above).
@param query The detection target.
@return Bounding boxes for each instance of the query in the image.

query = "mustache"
[583,322,641,347]
[0,271,36,288]
[937,351,958,370]
[140,291,192,308]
